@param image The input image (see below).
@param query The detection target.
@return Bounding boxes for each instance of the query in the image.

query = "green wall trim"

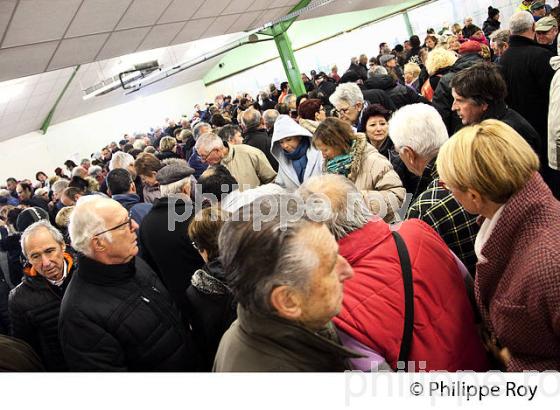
[203,0,428,86]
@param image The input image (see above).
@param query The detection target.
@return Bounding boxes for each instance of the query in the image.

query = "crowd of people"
[0,3,559,372]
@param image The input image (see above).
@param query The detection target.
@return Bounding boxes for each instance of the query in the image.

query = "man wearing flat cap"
[535,15,558,54]
[530,1,547,20]
[138,159,203,318]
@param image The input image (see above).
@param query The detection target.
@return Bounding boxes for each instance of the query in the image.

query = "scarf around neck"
[284,137,310,183]
[326,140,356,177]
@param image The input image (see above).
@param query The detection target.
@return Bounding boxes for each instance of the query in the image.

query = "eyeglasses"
[199,148,218,161]
[93,216,133,237]
[191,241,199,250]
[335,106,351,116]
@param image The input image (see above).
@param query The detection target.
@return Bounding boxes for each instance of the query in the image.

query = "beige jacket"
[327,133,406,222]
[221,144,277,191]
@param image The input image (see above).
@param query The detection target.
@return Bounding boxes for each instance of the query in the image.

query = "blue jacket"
[112,193,152,225]
[188,151,208,179]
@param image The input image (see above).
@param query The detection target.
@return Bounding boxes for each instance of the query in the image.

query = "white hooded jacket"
[271,115,323,191]
[549,43,560,170]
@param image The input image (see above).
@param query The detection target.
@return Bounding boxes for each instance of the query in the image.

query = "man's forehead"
[25,228,60,252]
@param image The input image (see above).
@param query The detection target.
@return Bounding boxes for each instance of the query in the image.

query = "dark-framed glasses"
[93,216,133,237]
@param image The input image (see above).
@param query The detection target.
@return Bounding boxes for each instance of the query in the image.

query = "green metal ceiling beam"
[257,0,311,96]
[40,64,80,134]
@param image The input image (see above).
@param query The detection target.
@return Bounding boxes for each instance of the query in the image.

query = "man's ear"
[91,237,105,253]
[270,286,302,321]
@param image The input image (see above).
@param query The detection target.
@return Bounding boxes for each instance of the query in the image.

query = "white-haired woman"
[437,119,560,371]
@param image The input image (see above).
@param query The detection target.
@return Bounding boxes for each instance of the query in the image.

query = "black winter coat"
[8,255,75,371]
[464,101,541,156]
[244,128,279,171]
[59,255,197,371]
[185,259,236,371]
[361,88,396,112]
[138,196,204,318]
[0,275,9,335]
[432,53,483,135]
[364,75,424,109]
[500,35,555,162]
[482,18,500,38]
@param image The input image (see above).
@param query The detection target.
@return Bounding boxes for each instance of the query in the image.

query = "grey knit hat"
[156,159,195,185]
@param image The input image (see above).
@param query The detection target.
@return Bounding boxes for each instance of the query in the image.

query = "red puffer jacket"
[334,219,488,371]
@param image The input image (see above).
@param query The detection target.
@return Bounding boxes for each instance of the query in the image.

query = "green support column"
[403,11,414,38]
[272,25,306,97]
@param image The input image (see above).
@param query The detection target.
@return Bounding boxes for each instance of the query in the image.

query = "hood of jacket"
[451,53,482,72]
[112,193,141,208]
[271,115,313,154]
[364,75,396,91]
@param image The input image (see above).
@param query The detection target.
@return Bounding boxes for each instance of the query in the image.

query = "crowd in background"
[0,2,559,372]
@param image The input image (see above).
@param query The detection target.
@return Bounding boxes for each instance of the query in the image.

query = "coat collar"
[236,306,361,368]
[76,254,136,286]
[475,173,552,306]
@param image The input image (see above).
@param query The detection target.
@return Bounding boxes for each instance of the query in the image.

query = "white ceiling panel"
[157,0,204,24]
[0,0,18,43]
[65,0,133,38]
[221,0,255,15]
[95,27,151,61]
[204,15,241,38]
[137,22,184,52]
[48,33,110,71]
[116,0,173,30]
[1,0,83,48]
[0,41,59,81]
[171,18,214,45]
[191,0,231,20]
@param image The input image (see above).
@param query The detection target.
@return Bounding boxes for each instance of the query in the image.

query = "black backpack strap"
[391,231,414,371]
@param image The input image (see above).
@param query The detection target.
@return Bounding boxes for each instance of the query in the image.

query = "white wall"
[0,80,209,183]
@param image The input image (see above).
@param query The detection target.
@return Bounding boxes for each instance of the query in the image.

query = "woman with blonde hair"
[156,136,180,160]
[436,119,560,371]
[422,47,457,102]
[313,117,405,222]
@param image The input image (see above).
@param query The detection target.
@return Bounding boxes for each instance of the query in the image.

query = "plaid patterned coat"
[476,173,560,371]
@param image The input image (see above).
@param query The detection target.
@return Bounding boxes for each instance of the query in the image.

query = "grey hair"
[219,195,323,315]
[263,109,279,129]
[0,189,10,198]
[51,179,69,194]
[69,195,112,257]
[329,83,364,107]
[368,66,388,78]
[159,177,191,197]
[509,11,534,35]
[259,90,270,100]
[297,175,372,241]
[109,151,134,171]
[71,166,87,178]
[490,29,511,47]
[389,103,449,159]
[193,122,211,140]
[132,139,146,151]
[241,108,261,129]
[195,132,224,153]
[284,94,296,107]
[20,220,65,258]
[88,165,103,178]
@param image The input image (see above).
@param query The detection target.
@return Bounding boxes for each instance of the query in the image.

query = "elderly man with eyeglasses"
[59,195,198,371]
[8,220,77,371]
